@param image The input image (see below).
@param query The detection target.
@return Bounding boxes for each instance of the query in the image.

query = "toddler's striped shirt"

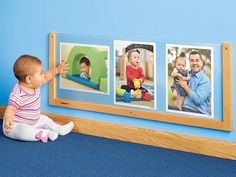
[8,83,40,125]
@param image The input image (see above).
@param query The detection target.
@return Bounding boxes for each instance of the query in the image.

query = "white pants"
[3,115,59,141]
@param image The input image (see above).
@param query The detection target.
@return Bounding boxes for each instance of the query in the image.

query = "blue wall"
[0,0,235,142]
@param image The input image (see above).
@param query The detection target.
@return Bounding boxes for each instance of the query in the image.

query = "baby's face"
[176,59,186,71]
[30,64,45,88]
[129,51,140,67]
[80,63,89,73]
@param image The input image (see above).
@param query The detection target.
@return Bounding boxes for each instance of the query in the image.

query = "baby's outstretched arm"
[3,105,17,133]
[43,60,69,84]
[57,59,70,74]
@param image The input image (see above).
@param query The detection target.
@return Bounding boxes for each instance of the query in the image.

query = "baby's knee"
[3,124,26,140]
[14,124,29,136]
[14,124,36,140]
[172,93,177,99]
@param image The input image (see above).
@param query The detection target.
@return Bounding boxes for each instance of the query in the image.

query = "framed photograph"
[114,40,156,110]
[60,42,109,95]
[166,44,214,118]
[49,32,232,131]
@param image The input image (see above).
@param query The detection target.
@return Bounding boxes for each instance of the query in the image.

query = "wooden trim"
[0,106,235,160]
[53,98,226,130]
[43,112,236,160]
[0,106,5,118]
[49,32,57,105]
[49,32,232,131]
[222,43,232,130]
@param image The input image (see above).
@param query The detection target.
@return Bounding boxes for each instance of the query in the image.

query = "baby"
[171,57,190,110]
[121,49,148,95]
[79,57,90,79]
[3,55,74,142]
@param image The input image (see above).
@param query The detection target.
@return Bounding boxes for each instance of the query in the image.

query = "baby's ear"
[25,75,31,84]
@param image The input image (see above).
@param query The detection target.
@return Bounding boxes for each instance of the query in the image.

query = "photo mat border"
[59,42,110,95]
[166,44,214,118]
[113,40,157,110]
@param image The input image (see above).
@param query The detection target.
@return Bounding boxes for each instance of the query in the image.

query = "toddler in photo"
[171,57,190,110]
[121,49,148,96]
[3,55,74,143]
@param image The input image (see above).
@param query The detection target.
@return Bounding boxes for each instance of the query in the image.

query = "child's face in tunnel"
[80,62,90,73]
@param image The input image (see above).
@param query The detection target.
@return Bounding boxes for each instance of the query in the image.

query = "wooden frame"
[49,32,232,131]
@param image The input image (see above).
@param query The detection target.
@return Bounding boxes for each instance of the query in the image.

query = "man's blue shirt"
[183,70,211,115]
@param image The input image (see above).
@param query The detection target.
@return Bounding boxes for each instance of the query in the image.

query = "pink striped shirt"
[8,83,40,125]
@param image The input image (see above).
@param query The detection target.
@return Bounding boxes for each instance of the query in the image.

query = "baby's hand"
[80,72,88,79]
[57,60,69,74]
[4,119,13,133]
[139,78,144,84]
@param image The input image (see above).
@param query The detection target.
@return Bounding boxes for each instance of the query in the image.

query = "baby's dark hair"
[127,49,140,59]
[13,55,42,82]
[80,57,90,66]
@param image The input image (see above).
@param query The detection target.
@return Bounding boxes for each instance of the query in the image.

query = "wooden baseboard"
[0,106,236,160]
[0,106,5,118]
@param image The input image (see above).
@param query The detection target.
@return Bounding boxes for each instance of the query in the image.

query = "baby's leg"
[3,122,57,141]
[172,89,178,107]
[38,115,74,136]
[177,96,185,111]
[121,85,132,92]
[140,87,148,93]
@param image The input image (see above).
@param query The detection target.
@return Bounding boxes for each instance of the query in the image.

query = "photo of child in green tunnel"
[60,43,109,94]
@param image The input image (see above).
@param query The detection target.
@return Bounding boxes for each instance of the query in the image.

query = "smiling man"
[177,51,211,115]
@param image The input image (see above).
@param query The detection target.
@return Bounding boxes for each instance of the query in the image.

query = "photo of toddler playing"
[114,40,156,109]
[121,49,148,96]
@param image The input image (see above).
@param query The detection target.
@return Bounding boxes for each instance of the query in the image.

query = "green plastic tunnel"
[66,46,107,85]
